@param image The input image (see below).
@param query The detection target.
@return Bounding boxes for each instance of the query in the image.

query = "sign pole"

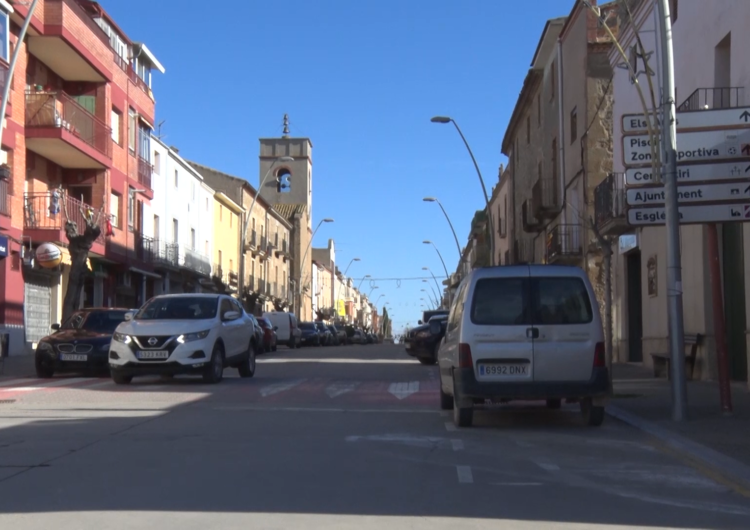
[707,223,733,413]
[657,0,688,422]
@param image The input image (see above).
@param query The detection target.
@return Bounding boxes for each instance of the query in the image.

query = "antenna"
[155,120,166,139]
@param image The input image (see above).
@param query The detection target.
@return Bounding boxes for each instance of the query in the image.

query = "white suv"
[109,294,258,385]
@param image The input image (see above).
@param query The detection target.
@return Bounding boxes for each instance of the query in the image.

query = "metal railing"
[282,239,289,254]
[546,224,583,262]
[259,278,266,295]
[134,233,154,263]
[213,264,223,279]
[532,176,559,215]
[0,179,9,217]
[154,240,179,267]
[677,87,744,112]
[261,235,268,251]
[137,156,152,189]
[23,192,107,243]
[594,172,627,229]
[249,229,257,248]
[184,248,211,276]
[25,91,112,158]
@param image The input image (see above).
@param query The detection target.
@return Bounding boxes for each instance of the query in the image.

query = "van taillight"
[594,342,605,367]
[458,343,473,368]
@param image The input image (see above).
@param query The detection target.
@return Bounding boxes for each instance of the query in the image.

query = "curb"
[607,405,750,492]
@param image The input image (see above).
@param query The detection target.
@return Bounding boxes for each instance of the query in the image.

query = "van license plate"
[479,364,528,376]
[137,350,169,360]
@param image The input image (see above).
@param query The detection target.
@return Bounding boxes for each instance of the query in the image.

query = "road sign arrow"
[745,185,750,194]
[743,144,750,156]
[741,110,750,123]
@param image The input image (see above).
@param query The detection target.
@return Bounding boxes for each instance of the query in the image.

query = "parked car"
[437,265,608,428]
[34,308,131,378]
[352,329,366,345]
[263,311,302,349]
[257,317,278,352]
[327,324,344,346]
[108,294,259,385]
[314,321,332,345]
[299,322,321,346]
[406,314,448,365]
[365,332,374,344]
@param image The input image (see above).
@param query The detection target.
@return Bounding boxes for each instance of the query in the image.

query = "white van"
[436,264,608,428]
[263,311,302,349]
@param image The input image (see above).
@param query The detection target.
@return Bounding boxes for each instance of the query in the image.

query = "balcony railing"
[213,264,223,280]
[259,278,266,295]
[25,91,112,158]
[522,199,543,233]
[248,229,258,249]
[137,156,152,189]
[594,172,629,236]
[154,240,179,268]
[546,224,583,263]
[678,87,744,112]
[0,178,9,217]
[134,233,155,263]
[532,177,560,219]
[248,275,255,291]
[23,192,107,243]
[183,248,211,276]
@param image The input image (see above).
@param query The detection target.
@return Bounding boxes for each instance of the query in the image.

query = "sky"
[106,0,574,335]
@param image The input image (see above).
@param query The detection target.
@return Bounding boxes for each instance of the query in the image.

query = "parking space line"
[444,422,457,432]
[456,465,473,483]
[451,439,464,451]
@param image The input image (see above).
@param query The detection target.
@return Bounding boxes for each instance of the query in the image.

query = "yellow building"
[212,192,244,295]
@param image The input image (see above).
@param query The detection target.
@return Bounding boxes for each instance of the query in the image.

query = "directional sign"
[628,202,750,226]
[626,182,750,206]
[623,128,750,166]
[625,161,750,186]
[622,107,750,133]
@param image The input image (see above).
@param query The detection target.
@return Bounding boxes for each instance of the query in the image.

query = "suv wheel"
[35,358,55,379]
[203,344,225,384]
[439,384,453,410]
[238,340,256,378]
[580,398,605,427]
[112,371,133,385]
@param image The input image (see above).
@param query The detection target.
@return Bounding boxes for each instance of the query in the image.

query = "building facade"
[212,191,242,295]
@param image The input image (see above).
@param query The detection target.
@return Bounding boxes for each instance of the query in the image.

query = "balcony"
[0,178,9,217]
[275,239,291,261]
[247,275,255,291]
[153,241,179,269]
[27,0,110,83]
[521,199,543,233]
[137,156,153,190]
[25,91,112,169]
[513,238,535,264]
[678,87,744,112]
[546,224,583,265]
[246,229,258,252]
[594,172,629,236]
[531,177,560,219]
[258,278,267,297]
[134,233,155,264]
[182,248,211,277]
[23,192,107,255]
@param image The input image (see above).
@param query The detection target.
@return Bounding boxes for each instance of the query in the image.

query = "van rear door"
[465,267,534,383]
[530,272,599,382]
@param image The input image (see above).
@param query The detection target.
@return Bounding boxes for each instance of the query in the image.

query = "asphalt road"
[1,343,749,529]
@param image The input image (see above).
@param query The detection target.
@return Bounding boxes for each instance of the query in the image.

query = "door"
[531,273,599,382]
[24,275,52,344]
[626,251,643,362]
[461,267,534,384]
[723,223,747,381]
[219,297,243,357]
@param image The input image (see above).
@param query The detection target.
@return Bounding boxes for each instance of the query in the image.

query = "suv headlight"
[177,330,210,344]
[113,332,132,344]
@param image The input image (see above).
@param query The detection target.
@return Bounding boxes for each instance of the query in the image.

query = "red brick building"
[0,0,163,355]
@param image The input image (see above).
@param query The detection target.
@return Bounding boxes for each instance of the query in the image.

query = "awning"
[138,114,155,131]
[129,266,161,279]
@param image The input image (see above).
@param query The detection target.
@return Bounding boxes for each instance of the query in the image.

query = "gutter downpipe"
[556,39,566,223]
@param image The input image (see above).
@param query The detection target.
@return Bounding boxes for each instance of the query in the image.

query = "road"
[0,343,749,529]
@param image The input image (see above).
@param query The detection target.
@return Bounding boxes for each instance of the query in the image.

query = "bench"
[651,333,703,380]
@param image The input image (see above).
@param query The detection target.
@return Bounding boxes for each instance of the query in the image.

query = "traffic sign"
[623,128,750,166]
[626,182,750,206]
[625,161,750,186]
[622,107,750,133]
[628,202,750,226]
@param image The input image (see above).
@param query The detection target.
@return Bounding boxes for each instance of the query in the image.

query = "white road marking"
[210,405,441,414]
[491,482,543,486]
[260,379,306,397]
[536,462,560,472]
[0,378,30,388]
[456,465,473,483]
[444,422,457,432]
[258,358,417,364]
[451,439,464,451]
[84,380,118,389]
[0,377,89,392]
[325,382,360,398]
[388,381,419,400]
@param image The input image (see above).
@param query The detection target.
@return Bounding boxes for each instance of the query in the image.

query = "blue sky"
[107,0,572,334]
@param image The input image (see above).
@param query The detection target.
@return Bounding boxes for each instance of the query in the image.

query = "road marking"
[0,377,90,392]
[210,405,441,414]
[388,381,419,400]
[451,439,464,451]
[325,382,360,398]
[259,379,306,397]
[535,462,560,472]
[0,378,32,388]
[444,422,457,432]
[456,465,473,483]
[491,482,543,486]
[258,358,417,364]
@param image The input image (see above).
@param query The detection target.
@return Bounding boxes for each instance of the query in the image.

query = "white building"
[149,138,214,294]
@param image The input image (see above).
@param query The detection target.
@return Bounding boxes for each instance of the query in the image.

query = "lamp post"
[298,218,334,319]
[422,282,440,306]
[423,240,449,278]
[422,267,443,306]
[423,197,462,260]
[334,257,360,323]
[431,116,495,266]
[239,156,295,298]
[368,285,379,298]
[421,289,437,308]
[357,274,371,290]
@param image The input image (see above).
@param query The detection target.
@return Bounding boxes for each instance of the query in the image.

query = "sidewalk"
[0,353,35,379]
[610,362,750,489]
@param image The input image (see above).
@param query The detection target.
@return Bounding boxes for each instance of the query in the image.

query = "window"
[191,228,196,250]
[174,169,178,188]
[127,187,134,228]
[172,218,178,243]
[111,108,121,144]
[526,115,530,144]
[128,108,136,152]
[138,124,151,161]
[534,277,593,324]
[471,278,529,326]
[218,249,222,267]
[153,214,160,240]
[0,11,9,63]
[110,192,120,228]
[153,152,160,174]
[570,107,578,144]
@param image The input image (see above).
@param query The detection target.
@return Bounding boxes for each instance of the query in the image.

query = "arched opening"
[276,168,292,193]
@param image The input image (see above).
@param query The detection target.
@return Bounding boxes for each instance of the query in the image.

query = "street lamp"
[357,274,371,290]
[239,156,295,296]
[423,240,449,278]
[298,218,334,317]
[368,285,379,298]
[422,267,443,304]
[431,116,495,266]
[421,289,437,308]
[423,197,462,260]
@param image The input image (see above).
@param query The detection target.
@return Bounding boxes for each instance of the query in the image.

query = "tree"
[60,189,105,322]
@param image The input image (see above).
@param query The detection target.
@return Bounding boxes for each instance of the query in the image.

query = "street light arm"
[299,220,325,295]
[430,242,450,278]
[436,199,463,260]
